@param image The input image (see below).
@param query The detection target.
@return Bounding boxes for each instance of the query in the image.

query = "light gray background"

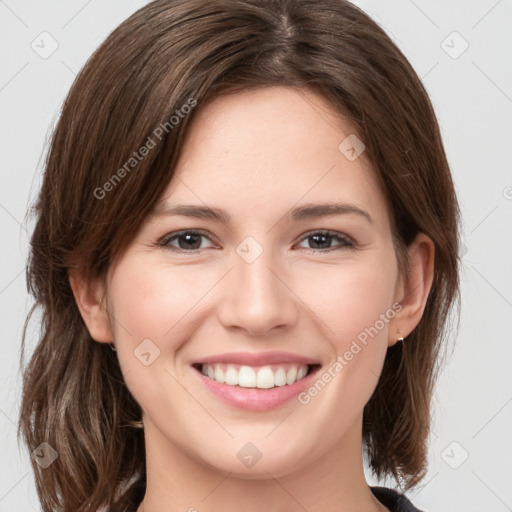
[1,0,511,510]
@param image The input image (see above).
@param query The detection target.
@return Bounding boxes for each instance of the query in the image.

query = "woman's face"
[104,86,404,477]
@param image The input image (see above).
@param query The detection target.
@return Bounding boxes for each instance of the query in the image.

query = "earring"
[397,330,404,343]
[110,343,117,351]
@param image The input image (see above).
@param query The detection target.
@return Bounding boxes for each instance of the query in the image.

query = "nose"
[217,244,299,337]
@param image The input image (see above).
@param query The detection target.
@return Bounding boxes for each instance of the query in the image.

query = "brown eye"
[297,230,354,252]
[159,230,215,252]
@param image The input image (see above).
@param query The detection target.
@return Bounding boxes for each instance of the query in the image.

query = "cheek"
[301,256,398,348]
[106,258,204,415]
[295,261,397,421]
[107,258,202,352]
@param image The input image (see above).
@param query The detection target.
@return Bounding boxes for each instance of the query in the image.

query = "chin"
[194,441,311,480]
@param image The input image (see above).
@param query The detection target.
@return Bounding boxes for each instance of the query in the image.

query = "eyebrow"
[151,202,373,225]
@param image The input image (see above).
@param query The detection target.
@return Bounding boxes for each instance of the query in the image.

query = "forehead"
[155,86,388,229]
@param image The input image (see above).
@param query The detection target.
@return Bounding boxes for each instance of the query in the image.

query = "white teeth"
[286,366,297,385]
[238,366,256,387]
[256,367,274,389]
[297,366,308,380]
[200,363,311,389]
[224,365,239,386]
[274,367,287,386]
[214,365,225,383]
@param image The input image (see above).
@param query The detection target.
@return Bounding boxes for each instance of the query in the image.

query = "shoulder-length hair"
[18,0,461,510]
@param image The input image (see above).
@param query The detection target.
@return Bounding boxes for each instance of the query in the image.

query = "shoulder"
[370,486,426,512]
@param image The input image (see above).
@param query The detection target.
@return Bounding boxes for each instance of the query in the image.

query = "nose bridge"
[218,236,297,335]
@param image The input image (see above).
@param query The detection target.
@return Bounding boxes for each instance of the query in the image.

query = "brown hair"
[18,0,461,510]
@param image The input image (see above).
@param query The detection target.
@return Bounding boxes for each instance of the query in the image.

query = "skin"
[71,86,434,512]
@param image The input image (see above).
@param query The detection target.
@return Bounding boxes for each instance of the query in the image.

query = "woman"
[18,1,461,511]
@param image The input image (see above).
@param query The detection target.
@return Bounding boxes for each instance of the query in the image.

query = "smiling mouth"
[192,363,321,389]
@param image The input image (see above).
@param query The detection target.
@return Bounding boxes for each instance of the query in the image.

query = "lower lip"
[192,366,321,411]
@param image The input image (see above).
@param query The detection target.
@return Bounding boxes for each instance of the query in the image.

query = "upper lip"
[194,351,321,366]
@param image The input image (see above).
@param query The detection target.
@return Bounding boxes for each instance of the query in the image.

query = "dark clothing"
[371,486,425,512]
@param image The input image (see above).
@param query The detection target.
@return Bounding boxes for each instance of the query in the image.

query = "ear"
[389,233,435,347]
[69,271,114,343]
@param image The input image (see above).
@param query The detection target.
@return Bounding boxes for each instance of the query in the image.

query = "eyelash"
[157,229,355,254]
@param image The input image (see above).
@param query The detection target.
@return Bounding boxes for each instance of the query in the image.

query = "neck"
[136,414,388,512]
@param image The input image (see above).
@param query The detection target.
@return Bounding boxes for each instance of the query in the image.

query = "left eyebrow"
[150,201,373,226]
[287,202,374,225]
